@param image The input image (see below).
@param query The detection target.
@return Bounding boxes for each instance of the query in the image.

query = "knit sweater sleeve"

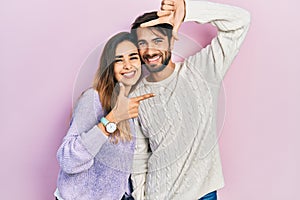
[57,89,108,174]
[184,0,251,81]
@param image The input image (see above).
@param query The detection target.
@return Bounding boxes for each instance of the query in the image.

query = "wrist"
[99,115,118,134]
[106,111,118,123]
[97,123,110,136]
[97,111,118,136]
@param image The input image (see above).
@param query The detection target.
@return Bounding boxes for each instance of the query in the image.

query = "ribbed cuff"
[81,125,108,157]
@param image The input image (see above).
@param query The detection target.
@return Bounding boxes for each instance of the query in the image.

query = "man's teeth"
[148,55,160,62]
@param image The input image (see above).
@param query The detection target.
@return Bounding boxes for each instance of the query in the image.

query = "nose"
[144,43,156,55]
[145,48,156,56]
[123,58,133,70]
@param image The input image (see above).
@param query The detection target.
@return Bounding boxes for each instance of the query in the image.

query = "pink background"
[1,0,299,199]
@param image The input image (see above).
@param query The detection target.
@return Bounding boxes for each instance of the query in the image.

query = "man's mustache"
[143,53,161,60]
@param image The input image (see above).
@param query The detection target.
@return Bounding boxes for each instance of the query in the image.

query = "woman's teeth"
[123,71,135,78]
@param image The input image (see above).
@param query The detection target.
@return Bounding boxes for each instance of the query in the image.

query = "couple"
[55,0,251,199]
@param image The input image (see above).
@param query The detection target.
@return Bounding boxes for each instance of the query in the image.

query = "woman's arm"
[57,89,108,174]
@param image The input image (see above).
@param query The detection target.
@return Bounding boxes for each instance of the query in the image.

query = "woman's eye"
[130,57,139,60]
[115,59,123,63]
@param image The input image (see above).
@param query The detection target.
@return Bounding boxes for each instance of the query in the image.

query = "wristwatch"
[100,117,117,134]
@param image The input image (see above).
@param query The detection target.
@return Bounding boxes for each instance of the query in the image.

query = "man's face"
[136,27,171,73]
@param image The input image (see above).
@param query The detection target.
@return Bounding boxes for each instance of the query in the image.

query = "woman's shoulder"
[77,88,98,102]
[73,87,103,117]
[73,88,99,108]
[82,87,97,97]
[83,88,103,114]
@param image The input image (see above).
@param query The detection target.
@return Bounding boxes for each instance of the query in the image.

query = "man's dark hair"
[131,11,173,43]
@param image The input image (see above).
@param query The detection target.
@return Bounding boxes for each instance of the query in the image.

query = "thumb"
[172,29,179,40]
[118,82,126,97]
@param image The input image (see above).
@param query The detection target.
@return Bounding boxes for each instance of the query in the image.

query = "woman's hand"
[111,83,155,123]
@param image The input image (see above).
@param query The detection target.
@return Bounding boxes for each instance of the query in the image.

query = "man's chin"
[144,63,167,73]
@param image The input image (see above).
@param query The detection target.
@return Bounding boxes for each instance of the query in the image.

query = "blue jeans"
[199,191,217,200]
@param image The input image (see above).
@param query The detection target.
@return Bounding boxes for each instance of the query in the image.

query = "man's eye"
[154,39,163,44]
[138,41,146,47]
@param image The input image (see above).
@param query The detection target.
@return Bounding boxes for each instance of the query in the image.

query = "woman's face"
[114,40,141,86]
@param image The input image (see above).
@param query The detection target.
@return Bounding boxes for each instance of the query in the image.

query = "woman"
[54,32,154,200]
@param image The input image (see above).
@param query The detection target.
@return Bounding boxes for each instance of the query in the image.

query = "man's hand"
[141,0,186,40]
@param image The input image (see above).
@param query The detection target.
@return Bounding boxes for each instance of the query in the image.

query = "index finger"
[141,18,165,28]
[140,14,172,28]
[132,93,155,102]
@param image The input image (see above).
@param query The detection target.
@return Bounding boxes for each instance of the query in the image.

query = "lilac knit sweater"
[56,88,135,200]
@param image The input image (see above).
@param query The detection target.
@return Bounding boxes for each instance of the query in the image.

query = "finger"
[140,18,162,28]
[128,100,140,109]
[161,4,175,11]
[128,108,139,118]
[161,0,175,6]
[157,10,172,17]
[118,82,125,97]
[140,17,172,28]
[132,93,155,102]
[172,29,179,40]
[129,112,139,119]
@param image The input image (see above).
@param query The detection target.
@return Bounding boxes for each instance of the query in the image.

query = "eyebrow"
[137,39,146,43]
[138,37,163,44]
[115,52,139,59]
[152,37,163,41]
[129,52,139,56]
[115,55,123,59]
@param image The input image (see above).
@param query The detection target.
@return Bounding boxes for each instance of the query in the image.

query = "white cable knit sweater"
[131,1,251,200]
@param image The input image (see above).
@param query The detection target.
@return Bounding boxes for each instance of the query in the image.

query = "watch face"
[106,122,117,133]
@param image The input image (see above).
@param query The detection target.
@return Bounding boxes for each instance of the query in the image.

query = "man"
[130,0,251,199]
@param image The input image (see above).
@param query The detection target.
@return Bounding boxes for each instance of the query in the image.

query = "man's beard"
[143,51,171,73]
